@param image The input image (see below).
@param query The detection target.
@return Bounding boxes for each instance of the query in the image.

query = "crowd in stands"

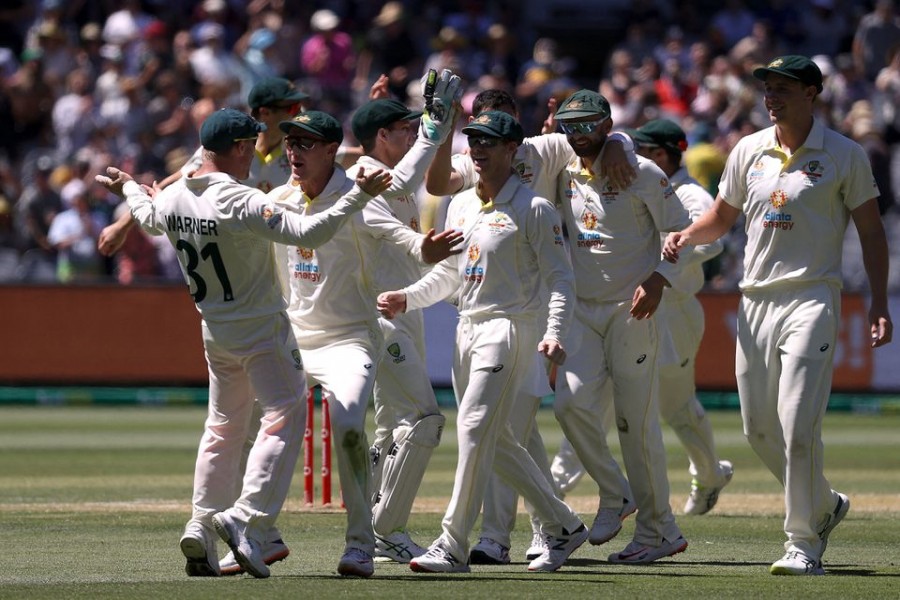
[0,0,898,292]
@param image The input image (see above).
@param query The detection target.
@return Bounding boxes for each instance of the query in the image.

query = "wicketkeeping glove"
[419,68,462,144]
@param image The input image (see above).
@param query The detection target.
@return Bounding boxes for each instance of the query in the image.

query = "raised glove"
[419,68,462,143]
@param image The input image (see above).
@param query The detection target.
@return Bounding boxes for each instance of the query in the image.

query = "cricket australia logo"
[514,160,534,185]
[802,160,823,183]
[387,342,406,364]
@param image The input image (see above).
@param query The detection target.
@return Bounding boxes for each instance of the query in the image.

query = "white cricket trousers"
[192,312,305,539]
[555,299,681,546]
[301,329,380,554]
[439,316,581,562]
[371,311,441,460]
[736,283,841,559]
[657,294,723,485]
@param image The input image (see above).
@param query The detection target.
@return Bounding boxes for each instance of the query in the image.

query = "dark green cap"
[247,77,309,109]
[351,99,423,142]
[634,119,688,153]
[279,111,344,144]
[199,108,266,152]
[753,55,823,93]
[555,89,611,120]
[461,110,524,144]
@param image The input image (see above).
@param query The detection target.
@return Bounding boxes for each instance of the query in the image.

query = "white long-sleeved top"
[345,133,440,293]
[558,153,693,303]
[271,165,429,348]
[122,173,371,322]
[663,167,724,298]
[402,175,575,342]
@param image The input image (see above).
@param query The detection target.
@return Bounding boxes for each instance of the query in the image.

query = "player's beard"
[569,133,607,163]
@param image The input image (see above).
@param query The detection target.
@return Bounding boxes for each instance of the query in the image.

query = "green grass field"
[1,405,898,599]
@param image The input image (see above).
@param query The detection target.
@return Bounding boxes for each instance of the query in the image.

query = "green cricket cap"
[753,55,823,93]
[555,89,611,120]
[461,110,524,144]
[279,110,344,144]
[247,77,309,109]
[199,108,266,152]
[634,119,688,153]
[351,99,423,142]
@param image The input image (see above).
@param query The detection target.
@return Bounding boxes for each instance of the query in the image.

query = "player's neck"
[775,115,813,156]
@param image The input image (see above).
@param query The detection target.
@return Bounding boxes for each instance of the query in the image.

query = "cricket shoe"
[589,497,637,545]
[469,537,511,565]
[525,532,548,561]
[409,544,470,573]
[211,512,269,578]
[337,547,375,578]
[374,530,427,564]
[684,460,734,515]
[607,536,688,564]
[527,523,589,572]
[220,537,290,575]
[180,522,220,577]
[818,492,850,556]
[770,548,824,576]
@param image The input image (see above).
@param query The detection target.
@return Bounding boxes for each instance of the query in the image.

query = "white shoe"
[220,536,290,575]
[589,498,637,545]
[818,492,849,556]
[469,537,511,565]
[525,532,548,561]
[410,544,470,573]
[684,460,734,515]
[337,547,375,578]
[770,548,824,576]
[607,536,688,564]
[180,522,220,577]
[528,524,589,572]
[374,531,427,564]
[211,512,269,579]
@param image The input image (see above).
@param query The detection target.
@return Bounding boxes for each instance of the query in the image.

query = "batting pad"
[373,414,445,534]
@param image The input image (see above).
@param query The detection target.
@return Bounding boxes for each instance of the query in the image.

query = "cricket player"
[424,89,637,564]
[94,108,391,579]
[551,119,735,515]
[665,55,892,575]
[379,111,588,574]
[553,90,691,564]
[269,72,462,578]
[345,97,455,564]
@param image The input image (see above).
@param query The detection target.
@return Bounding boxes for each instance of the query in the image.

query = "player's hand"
[97,217,134,256]
[663,231,689,263]
[869,309,893,348]
[377,291,407,319]
[420,227,464,264]
[600,138,637,190]
[420,68,463,143]
[538,338,567,366]
[369,74,390,100]
[630,272,668,320]
[355,167,393,197]
[95,166,134,197]
[540,97,559,135]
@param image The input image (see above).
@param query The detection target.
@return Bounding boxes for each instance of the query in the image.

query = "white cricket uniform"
[180,145,292,193]
[122,173,371,539]
[346,143,444,535]
[271,164,431,555]
[554,153,690,546]
[401,174,582,562]
[656,167,727,486]
[719,118,878,559]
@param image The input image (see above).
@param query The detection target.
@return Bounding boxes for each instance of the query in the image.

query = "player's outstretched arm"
[664,196,740,263]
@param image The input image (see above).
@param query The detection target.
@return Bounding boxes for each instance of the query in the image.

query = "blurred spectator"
[7,49,55,155]
[799,0,849,58]
[354,2,420,104]
[52,68,94,159]
[14,155,61,280]
[300,9,355,118]
[709,0,756,53]
[853,0,900,81]
[47,178,106,282]
[189,22,242,105]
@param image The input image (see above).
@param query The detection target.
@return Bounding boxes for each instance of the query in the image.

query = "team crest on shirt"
[749,159,767,180]
[514,160,534,185]
[801,160,823,184]
[487,212,512,234]
[387,342,406,364]
[262,206,283,229]
[600,181,617,200]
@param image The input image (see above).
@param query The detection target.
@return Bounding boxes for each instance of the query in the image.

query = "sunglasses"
[559,117,607,135]
[467,136,503,148]
[284,137,319,152]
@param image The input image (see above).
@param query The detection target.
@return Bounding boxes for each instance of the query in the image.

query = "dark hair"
[472,89,516,116]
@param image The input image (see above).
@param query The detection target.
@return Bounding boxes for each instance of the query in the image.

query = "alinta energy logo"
[763,189,794,230]
[293,247,320,281]
[577,209,603,248]
[465,244,484,283]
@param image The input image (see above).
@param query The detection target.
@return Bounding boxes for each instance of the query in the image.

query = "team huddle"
[96,55,892,580]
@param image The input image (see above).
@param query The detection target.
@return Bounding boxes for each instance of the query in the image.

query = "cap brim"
[752,66,801,83]
[283,90,310,102]
[461,124,502,138]
[279,121,319,136]
[556,109,607,120]
[402,109,423,120]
